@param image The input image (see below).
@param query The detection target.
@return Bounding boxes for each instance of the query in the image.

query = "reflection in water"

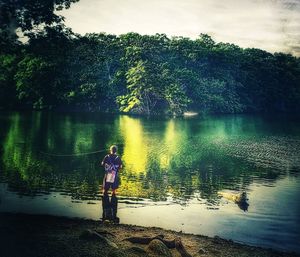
[1,113,53,195]
[119,116,147,173]
[102,194,119,223]
[237,200,249,212]
[0,112,300,252]
[160,120,177,169]
[218,191,249,211]
[1,112,300,202]
[118,116,149,197]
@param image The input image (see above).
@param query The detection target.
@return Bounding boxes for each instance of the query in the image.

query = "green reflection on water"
[0,112,299,203]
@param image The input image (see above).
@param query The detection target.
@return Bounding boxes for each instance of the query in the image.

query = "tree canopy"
[0,0,78,34]
[1,2,299,115]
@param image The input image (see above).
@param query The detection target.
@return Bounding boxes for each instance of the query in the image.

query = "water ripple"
[217,136,300,173]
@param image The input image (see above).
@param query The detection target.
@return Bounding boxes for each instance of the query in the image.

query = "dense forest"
[1,0,300,115]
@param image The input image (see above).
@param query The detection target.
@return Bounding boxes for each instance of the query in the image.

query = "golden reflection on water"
[117,116,149,197]
[2,112,299,205]
[159,120,175,170]
[118,117,189,173]
[119,116,148,174]
[117,117,198,198]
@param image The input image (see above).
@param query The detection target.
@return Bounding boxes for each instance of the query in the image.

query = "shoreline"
[0,213,298,257]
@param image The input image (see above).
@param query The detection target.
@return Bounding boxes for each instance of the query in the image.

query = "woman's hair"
[110,145,117,154]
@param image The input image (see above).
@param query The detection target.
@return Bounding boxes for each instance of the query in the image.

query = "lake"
[0,112,300,253]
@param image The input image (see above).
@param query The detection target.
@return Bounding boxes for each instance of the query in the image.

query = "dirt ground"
[0,213,299,257]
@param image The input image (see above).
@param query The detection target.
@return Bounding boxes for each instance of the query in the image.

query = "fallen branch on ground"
[175,237,193,257]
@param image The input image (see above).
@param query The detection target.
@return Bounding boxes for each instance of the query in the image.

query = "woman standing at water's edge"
[101,145,122,195]
[101,145,122,223]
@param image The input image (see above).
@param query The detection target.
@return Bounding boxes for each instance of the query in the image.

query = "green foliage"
[0,0,79,37]
[191,78,244,113]
[14,54,54,109]
[63,33,124,111]
[0,54,18,108]
[1,29,300,114]
[164,83,190,115]
[0,54,16,82]
[117,60,145,113]
[117,60,165,115]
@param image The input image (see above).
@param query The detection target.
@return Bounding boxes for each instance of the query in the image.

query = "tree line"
[1,2,300,115]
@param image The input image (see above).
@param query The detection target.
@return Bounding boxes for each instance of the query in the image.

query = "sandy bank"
[0,213,298,257]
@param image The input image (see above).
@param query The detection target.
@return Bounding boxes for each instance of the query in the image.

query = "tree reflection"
[0,113,298,206]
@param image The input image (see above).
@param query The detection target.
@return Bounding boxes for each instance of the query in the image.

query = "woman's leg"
[112,176,119,195]
[102,174,109,194]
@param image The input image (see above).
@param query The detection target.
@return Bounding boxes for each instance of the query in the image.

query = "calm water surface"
[0,112,300,253]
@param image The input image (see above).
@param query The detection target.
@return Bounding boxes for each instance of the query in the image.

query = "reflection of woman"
[102,193,119,223]
[101,145,122,195]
